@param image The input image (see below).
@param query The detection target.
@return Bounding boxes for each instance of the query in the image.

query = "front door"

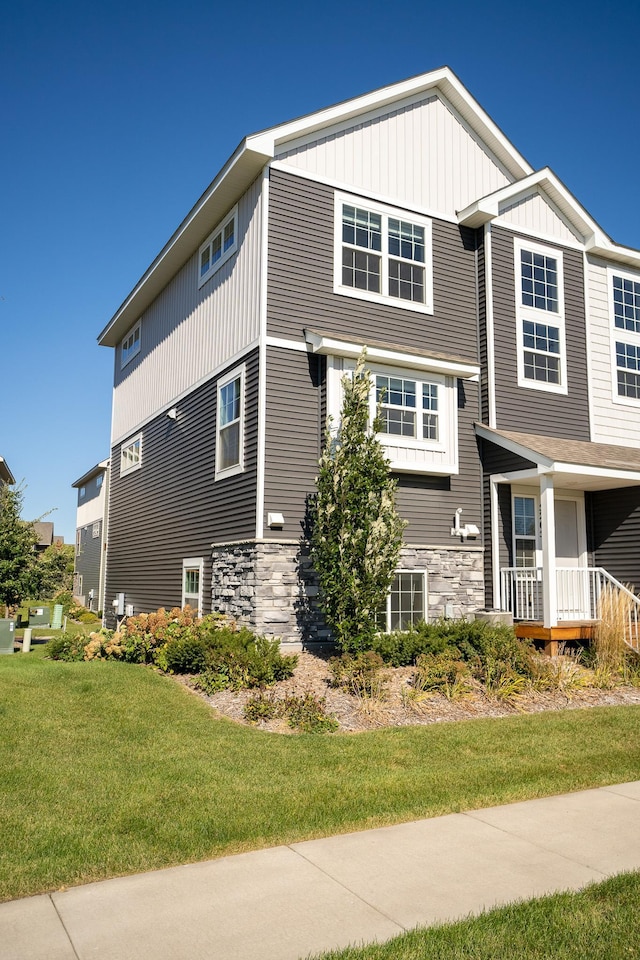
[554,498,589,619]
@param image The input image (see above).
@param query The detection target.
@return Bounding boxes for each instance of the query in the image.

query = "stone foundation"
[210,540,485,648]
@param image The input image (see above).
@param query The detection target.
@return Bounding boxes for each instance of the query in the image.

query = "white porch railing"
[500,566,640,652]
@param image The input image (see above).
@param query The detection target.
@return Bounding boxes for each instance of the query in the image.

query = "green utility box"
[51,604,64,630]
[0,619,15,654]
[28,606,50,627]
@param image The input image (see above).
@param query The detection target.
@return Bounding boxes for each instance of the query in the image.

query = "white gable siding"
[497,189,584,245]
[111,178,263,443]
[587,256,640,445]
[275,93,512,219]
[76,484,107,527]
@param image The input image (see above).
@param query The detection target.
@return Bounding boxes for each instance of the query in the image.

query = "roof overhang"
[0,457,15,485]
[305,329,480,379]
[476,423,640,491]
[72,459,110,489]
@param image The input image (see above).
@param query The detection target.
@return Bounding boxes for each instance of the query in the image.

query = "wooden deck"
[515,621,596,656]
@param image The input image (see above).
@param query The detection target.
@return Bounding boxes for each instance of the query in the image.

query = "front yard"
[1,645,639,901]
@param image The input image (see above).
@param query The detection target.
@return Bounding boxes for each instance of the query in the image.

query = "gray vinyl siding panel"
[491,226,590,440]
[477,228,488,424]
[263,347,482,546]
[105,349,259,618]
[266,169,479,363]
[588,488,640,591]
[75,523,103,601]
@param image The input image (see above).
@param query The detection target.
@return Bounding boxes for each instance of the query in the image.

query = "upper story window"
[334,193,433,314]
[215,364,245,480]
[92,521,100,539]
[79,486,86,498]
[514,239,566,394]
[610,270,640,404]
[199,204,238,289]
[375,375,439,443]
[121,434,142,476]
[121,322,141,369]
[96,474,103,489]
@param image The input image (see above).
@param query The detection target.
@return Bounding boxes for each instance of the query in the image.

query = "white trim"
[333,191,434,315]
[120,433,142,476]
[540,476,557,627]
[256,169,269,540]
[514,236,567,395]
[583,250,597,440]
[120,321,141,369]
[305,330,480,379]
[215,363,246,481]
[490,476,501,608]
[265,335,308,353]
[198,204,238,289]
[484,224,497,427]
[490,217,585,252]
[380,568,427,632]
[182,557,204,615]
[111,339,259,447]
[607,264,640,408]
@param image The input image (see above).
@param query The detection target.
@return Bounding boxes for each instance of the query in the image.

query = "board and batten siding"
[262,346,483,547]
[111,176,264,444]
[587,255,640,446]
[267,168,480,362]
[105,350,259,618]
[490,226,590,440]
[588,487,640,591]
[497,190,584,246]
[275,92,512,221]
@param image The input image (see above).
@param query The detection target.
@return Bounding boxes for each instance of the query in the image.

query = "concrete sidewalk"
[3,781,640,960]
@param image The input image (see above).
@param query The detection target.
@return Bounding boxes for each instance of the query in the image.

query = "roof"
[0,457,15,485]
[476,424,640,490]
[72,459,109,489]
[33,522,54,548]
[98,66,536,349]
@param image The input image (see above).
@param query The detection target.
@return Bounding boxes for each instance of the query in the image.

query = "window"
[611,271,640,403]
[375,375,439,443]
[215,365,245,479]
[121,322,141,368]
[513,495,538,567]
[79,486,86,498]
[92,521,100,539]
[335,193,433,313]
[120,434,142,476]
[514,239,566,393]
[182,558,204,615]
[199,205,238,288]
[378,571,426,632]
[96,475,103,489]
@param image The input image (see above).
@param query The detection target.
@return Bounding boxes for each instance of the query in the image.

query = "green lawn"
[1,648,639,901]
[310,872,640,960]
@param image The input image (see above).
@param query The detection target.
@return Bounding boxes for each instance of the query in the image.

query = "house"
[33,522,65,553]
[97,66,640,648]
[0,457,15,488]
[71,460,109,613]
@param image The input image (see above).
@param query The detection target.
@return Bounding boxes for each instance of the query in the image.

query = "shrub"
[45,632,90,662]
[281,693,338,733]
[243,692,280,723]
[594,584,634,673]
[370,623,454,666]
[191,670,230,695]
[412,652,472,700]
[157,634,209,674]
[329,651,387,698]
[203,627,298,689]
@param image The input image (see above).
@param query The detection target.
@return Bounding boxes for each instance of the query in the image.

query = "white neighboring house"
[71,460,110,613]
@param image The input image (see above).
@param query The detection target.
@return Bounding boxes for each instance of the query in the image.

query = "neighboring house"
[71,460,110,613]
[97,67,640,647]
[0,457,15,488]
[33,522,64,553]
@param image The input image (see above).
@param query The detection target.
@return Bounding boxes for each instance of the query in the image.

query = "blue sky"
[2,0,640,542]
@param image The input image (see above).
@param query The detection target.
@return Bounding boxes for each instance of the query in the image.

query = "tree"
[310,351,407,653]
[0,484,39,610]
[33,542,75,599]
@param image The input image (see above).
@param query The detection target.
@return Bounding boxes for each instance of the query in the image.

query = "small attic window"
[121,321,141,369]
[199,205,238,288]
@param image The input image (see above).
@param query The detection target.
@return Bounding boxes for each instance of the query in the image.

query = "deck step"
[516,621,595,657]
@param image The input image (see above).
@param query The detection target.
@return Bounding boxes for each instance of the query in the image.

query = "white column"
[540,473,556,628]
[490,477,501,611]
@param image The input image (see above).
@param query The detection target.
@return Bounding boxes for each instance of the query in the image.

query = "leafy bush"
[412,652,472,700]
[45,632,90,662]
[156,634,209,674]
[281,693,338,733]
[191,670,230,695]
[329,651,387,698]
[77,610,100,623]
[201,627,298,689]
[369,623,454,666]
[243,692,280,723]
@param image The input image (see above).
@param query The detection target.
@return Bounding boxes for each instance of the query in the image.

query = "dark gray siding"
[75,522,103,604]
[491,227,590,440]
[105,349,259,618]
[479,439,537,608]
[588,488,640,591]
[263,347,483,546]
[477,228,488,424]
[76,474,104,509]
[267,169,479,361]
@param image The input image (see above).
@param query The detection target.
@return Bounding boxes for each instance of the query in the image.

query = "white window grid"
[514,238,566,394]
[375,375,439,443]
[198,205,238,289]
[120,435,142,476]
[608,269,640,406]
[378,570,427,632]
[512,494,538,568]
[121,322,141,369]
[334,193,433,314]
[215,364,245,480]
[613,275,640,334]
[182,557,204,615]
[92,521,100,539]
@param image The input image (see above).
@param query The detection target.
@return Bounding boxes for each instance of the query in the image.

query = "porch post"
[540,473,557,628]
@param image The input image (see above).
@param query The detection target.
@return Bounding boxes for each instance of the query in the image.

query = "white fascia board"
[248,67,532,181]
[304,331,480,379]
[542,462,640,484]
[98,144,272,347]
[72,459,110,489]
[585,234,640,269]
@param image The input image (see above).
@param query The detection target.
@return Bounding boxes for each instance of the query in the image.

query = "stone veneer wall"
[211,540,485,648]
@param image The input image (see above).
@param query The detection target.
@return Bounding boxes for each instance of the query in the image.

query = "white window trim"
[182,557,204,615]
[198,204,238,289]
[333,192,434,315]
[608,265,640,407]
[514,237,567,395]
[511,489,542,570]
[327,356,458,475]
[120,433,142,477]
[215,363,246,481]
[121,321,141,369]
[380,569,427,633]
[92,521,100,539]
